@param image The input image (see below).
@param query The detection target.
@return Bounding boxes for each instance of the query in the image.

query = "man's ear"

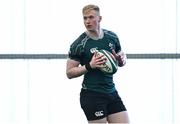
[98,16,102,22]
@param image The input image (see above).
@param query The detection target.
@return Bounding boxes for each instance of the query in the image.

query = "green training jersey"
[68,29,121,93]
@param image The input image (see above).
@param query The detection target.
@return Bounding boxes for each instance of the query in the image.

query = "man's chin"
[87,29,95,32]
[85,26,93,31]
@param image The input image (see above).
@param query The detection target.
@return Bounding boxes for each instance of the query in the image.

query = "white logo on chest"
[90,47,98,53]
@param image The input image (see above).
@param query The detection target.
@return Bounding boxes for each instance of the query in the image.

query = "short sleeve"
[68,42,82,62]
[68,33,87,62]
[114,36,121,53]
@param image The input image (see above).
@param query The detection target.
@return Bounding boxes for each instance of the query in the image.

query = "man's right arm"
[66,53,106,79]
[66,59,88,79]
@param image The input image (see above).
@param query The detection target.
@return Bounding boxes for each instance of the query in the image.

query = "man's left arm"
[112,50,127,67]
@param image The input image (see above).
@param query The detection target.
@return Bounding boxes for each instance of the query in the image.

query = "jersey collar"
[85,29,104,40]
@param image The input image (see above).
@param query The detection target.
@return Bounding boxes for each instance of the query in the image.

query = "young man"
[66,4,130,123]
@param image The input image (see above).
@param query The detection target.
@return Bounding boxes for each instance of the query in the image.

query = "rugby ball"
[96,49,118,74]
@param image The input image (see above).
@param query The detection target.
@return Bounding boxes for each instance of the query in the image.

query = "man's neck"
[86,29,104,40]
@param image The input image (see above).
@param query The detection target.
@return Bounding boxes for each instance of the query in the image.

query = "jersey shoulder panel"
[103,29,119,39]
[68,33,89,61]
[103,29,121,52]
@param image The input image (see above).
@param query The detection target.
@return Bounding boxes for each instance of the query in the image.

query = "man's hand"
[89,52,107,69]
[112,49,126,67]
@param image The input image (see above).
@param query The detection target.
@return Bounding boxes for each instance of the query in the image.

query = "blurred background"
[0,0,179,124]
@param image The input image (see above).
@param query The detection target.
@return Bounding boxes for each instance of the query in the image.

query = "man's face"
[83,10,101,32]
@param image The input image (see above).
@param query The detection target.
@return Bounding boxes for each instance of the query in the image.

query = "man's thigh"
[88,117,107,124]
[107,111,130,123]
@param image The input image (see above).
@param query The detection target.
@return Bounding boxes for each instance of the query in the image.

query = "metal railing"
[0,53,179,59]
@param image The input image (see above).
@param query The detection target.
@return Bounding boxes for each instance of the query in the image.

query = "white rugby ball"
[96,49,118,74]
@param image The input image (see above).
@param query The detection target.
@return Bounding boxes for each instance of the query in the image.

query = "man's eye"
[89,16,94,19]
[83,16,94,20]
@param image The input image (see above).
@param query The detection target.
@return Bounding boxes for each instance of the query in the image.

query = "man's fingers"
[112,49,117,57]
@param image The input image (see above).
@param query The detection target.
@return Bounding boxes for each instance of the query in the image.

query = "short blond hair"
[82,4,100,15]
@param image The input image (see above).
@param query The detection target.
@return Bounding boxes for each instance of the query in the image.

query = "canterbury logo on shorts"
[95,111,104,117]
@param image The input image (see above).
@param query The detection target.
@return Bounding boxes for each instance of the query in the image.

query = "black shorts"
[80,89,127,121]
